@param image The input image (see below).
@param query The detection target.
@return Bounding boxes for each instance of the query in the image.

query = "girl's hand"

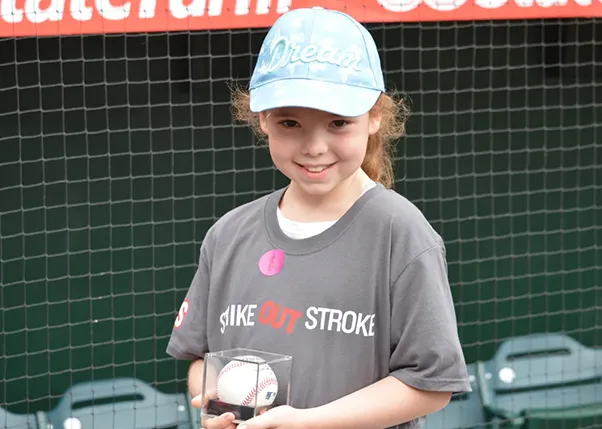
[190,389,238,429]
[238,405,307,429]
[202,412,238,429]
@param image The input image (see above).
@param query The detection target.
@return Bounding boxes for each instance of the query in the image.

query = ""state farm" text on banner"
[1,0,601,37]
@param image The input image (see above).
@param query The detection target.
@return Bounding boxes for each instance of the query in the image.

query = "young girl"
[167,7,471,429]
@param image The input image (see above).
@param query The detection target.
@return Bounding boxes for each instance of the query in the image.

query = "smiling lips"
[305,165,330,173]
[294,162,336,179]
[296,163,335,172]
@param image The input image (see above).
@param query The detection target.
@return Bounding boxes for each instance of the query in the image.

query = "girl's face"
[259,107,381,200]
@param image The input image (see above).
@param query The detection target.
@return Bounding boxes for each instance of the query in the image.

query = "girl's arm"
[188,358,206,398]
[304,376,451,429]
[238,376,451,429]
[189,358,222,409]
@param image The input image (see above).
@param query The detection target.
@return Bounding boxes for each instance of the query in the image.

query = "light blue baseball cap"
[249,7,385,118]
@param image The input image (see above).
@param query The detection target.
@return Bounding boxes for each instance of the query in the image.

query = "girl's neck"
[279,169,372,223]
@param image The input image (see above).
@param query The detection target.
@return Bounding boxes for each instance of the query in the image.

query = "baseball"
[216,355,279,408]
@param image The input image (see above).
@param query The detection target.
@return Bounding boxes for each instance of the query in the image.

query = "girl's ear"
[368,111,382,135]
[259,112,269,134]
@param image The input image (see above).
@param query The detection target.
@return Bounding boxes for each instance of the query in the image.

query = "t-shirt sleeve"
[166,247,211,361]
[389,245,472,393]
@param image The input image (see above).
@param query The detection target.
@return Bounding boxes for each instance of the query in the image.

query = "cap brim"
[249,79,382,117]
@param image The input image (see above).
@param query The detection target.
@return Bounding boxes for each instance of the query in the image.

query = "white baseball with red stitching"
[216,355,279,408]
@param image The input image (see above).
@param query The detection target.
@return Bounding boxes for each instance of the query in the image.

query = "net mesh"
[0,15,601,421]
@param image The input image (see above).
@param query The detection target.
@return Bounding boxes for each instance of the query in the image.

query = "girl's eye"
[331,120,349,128]
[280,120,299,128]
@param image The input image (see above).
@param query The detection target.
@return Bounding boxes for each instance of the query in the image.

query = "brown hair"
[231,87,411,189]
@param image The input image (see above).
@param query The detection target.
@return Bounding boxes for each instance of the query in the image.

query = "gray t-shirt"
[167,183,472,428]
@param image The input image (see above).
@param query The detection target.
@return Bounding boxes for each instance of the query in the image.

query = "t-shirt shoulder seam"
[200,247,210,266]
[202,191,273,258]
[390,244,443,289]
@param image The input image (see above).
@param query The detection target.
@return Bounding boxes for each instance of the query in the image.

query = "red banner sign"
[1,0,601,37]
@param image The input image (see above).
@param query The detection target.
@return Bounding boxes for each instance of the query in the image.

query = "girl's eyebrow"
[269,109,296,118]
[269,109,353,121]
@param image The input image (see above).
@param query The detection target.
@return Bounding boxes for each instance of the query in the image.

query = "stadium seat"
[476,333,602,428]
[0,407,37,429]
[38,377,199,429]
[424,363,503,429]
[519,404,602,429]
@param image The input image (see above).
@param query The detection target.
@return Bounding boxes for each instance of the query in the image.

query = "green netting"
[0,19,601,416]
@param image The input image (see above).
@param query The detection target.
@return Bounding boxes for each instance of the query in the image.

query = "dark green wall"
[0,20,600,415]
